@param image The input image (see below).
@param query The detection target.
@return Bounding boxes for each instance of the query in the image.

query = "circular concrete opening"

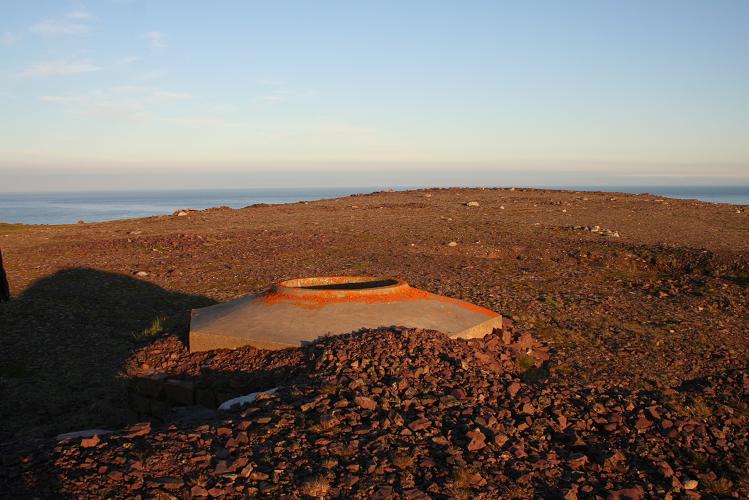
[274,276,407,294]
[190,275,504,352]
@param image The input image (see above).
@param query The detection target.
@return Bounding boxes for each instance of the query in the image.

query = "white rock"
[173,208,197,216]
[448,241,458,247]
[465,201,480,207]
[135,271,148,277]
[218,387,279,411]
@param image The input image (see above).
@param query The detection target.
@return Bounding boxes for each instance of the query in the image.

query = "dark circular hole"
[300,279,399,290]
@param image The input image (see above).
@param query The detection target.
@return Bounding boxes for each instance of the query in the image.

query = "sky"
[1,0,748,191]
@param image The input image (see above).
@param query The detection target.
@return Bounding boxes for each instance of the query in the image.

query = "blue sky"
[1,1,748,190]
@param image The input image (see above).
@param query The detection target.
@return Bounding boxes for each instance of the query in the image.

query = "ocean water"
[0,185,746,225]
[0,187,379,225]
[559,185,749,205]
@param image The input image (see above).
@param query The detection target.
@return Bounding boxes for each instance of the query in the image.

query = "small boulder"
[354,396,377,411]
[466,428,486,451]
[683,479,698,490]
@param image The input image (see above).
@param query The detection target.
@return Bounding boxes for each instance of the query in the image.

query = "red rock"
[153,477,183,490]
[250,471,269,481]
[239,464,254,478]
[466,428,486,451]
[608,486,644,500]
[108,471,124,481]
[190,485,208,497]
[124,422,151,438]
[657,461,674,478]
[494,433,509,447]
[568,453,588,469]
[635,415,652,430]
[432,436,449,446]
[604,450,625,471]
[214,460,229,474]
[354,396,377,411]
[508,382,521,397]
[407,418,431,431]
[80,435,100,448]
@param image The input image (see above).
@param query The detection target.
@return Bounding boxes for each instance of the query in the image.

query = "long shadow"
[0,268,214,444]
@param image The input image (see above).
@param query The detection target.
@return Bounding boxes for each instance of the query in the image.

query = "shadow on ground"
[0,268,214,443]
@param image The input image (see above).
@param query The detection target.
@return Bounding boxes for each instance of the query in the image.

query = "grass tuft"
[516,353,535,371]
[702,477,733,496]
[391,453,414,469]
[299,475,330,497]
[131,316,167,342]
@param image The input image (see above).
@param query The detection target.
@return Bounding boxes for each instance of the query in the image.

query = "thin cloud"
[21,60,100,77]
[39,85,195,120]
[252,88,315,106]
[1,32,17,46]
[65,8,97,21]
[135,69,168,82]
[254,94,286,104]
[153,90,193,100]
[142,31,168,48]
[30,7,97,36]
[114,56,140,66]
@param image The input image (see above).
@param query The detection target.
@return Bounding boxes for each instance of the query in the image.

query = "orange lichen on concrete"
[190,276,503,352]
[262,284,498,318]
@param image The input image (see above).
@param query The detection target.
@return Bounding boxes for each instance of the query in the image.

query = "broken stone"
[354,396,377,411]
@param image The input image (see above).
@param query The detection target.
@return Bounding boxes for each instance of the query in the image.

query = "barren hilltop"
[1,187,748,498]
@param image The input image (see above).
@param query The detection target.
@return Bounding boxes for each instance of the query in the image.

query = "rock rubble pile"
[2,324,747,498]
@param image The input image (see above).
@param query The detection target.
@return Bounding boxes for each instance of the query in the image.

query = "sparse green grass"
[320,457,338,469]
[516,353,535,371]
[501,483,535,499]
[542,294,562,309]
[688,397,713,420]
[449,466,476,499]
[703,477,734,497]
[131,316,167,342]
[186,471,211,489]
[553,364,574,377]
[687,451,710,471]
[0,223,30,235]
[738,472,749,497]
[391,453,414,469]
[320,384,338,396]
[349,262,368,274]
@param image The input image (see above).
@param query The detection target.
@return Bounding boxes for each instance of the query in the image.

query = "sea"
[0,185,747,225]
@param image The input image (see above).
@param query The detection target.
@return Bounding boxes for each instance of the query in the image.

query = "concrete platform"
[189,276,502,352]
